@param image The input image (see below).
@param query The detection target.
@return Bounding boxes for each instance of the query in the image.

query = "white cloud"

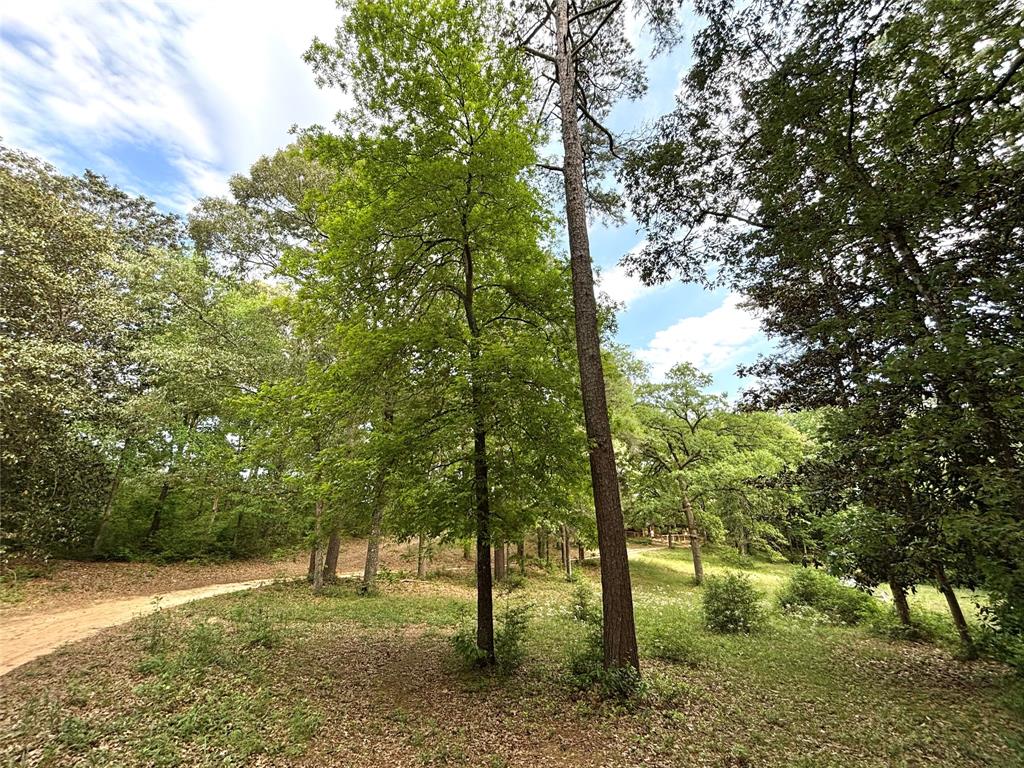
[595,240,669,308]
[638,292,763,380]
[0,0,346,210]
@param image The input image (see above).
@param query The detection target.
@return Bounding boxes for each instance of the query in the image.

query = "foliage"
[701,572,765,634]
[625,0,1024,650]
[777,569,880,626]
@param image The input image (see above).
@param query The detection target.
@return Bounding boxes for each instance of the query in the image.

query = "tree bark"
[147,481,170,540]
[889,578,912,626]
[325,527,341,583]
[311,498,326,594]
[553,0,638,672]
[494,542,506,581]
[205,492,220,539]
[92,444,127,557]
[362,476,387,591]
[935,564,975,656]
[474,423,495,663]
[416,533,427,579]
[682,493,704,585]
[578,543,585,562]
[562,524,573,579]
[667,529,673,549]
[517,540,526,575]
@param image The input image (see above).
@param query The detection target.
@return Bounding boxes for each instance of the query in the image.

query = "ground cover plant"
[2,545,1021,768]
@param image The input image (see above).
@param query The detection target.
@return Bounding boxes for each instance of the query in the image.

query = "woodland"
[1,1,1022,765]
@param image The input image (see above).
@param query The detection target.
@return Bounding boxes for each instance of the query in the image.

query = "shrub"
[570,582,602,626]
[867,606,949,645]
[777,569,880,625]
[701,572,765,634]
[451,603,532,673]
[494,602,531,673]
[498,573,526,593]
[565,628,643,699]
[718,550,756,570]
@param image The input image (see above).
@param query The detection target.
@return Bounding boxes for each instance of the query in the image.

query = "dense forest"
[2,0,1022,698]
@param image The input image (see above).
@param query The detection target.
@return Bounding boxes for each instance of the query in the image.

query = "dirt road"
[0,578,286,676]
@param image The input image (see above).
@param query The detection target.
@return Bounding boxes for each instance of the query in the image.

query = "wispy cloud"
[637,292,764,380]
[0,0,346,210]
[595,240,668,308]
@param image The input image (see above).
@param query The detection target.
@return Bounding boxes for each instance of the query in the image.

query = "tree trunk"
[935,564,975,657]
[363,487,386,591]
[578,543,585,562]
[889,578,912,626]
[233,509,243,552]
[311,499,326,594]
[147,481,170,540]
[307,546,317,583]
[417,533,427,579]
[205,492,220,539]
[463,539,473,560]
[553,0,638,672]
[517,540,526,575]
[324,527,341,583]
[474,424,495,664]
[92,445,127,557]
[494,542,506,581]
[561,524,573,579]
[682,493,704,585]
[667,529,673,549]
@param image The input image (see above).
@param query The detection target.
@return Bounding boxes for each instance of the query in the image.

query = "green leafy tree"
[304,0,584,664]
[624,0,1023,648]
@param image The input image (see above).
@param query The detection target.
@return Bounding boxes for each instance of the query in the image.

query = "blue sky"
[0,0,770,397]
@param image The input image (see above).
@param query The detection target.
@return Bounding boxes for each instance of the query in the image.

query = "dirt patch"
[0,539,468,618]
[0,540,472,677]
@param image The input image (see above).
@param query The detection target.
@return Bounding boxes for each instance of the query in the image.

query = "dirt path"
[0,577,293,676]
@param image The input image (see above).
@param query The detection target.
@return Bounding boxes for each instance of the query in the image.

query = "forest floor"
[1,544,1021,767]
[0,540,468,675]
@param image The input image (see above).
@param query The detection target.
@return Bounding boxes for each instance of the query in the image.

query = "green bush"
[494,602,531,673]
[451,603,531,673]
[701,571,765,634]
[718,550,757,570]
[565,627,643,699]
[866,606,950,645]
[777,569,880,625]
[570,582,602,625]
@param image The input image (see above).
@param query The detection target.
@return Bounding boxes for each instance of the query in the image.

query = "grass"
[1,545,1021,767]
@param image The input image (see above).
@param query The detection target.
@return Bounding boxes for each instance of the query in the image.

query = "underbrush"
[777,569,880,625]
[701,571,766,634]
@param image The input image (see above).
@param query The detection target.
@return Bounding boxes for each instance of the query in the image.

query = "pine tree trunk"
[553,0,638,672]
[889,578,912,626]
[683,493,704,585]
[935,564,975,656]
[325,527,341,583]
